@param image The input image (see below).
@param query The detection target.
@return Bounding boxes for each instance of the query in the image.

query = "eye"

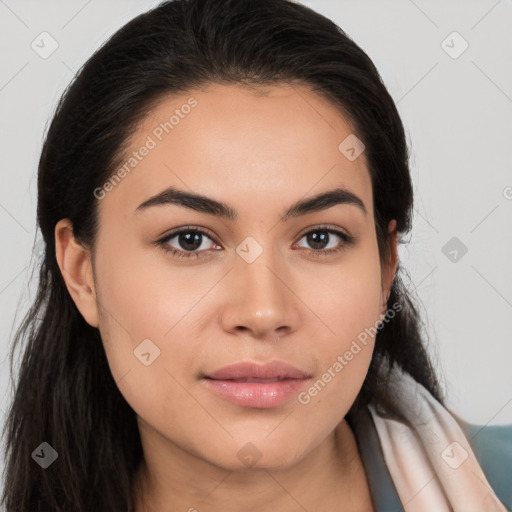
[293,226,355,257]
[156,227,220,259]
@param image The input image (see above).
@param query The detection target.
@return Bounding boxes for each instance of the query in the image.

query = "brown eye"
[157,227,220,259]
[294,227,355,256]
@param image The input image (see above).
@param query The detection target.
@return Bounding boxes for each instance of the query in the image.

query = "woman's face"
[69,83,396,471]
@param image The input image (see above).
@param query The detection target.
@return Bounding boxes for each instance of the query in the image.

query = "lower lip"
[203,378,309,408]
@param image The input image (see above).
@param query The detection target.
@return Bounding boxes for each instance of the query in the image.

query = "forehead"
[98,82,373,222]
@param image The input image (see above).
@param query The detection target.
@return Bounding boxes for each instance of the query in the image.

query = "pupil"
[180,232,201,251]
[308,231,328,250]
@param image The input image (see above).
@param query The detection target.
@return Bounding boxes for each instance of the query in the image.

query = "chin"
[205,441,307,473]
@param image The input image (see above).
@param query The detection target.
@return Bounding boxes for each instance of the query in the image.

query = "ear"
[54,219,99,328]
[380,219,398,315]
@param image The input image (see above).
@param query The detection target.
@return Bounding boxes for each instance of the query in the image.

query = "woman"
[1,0,510,510]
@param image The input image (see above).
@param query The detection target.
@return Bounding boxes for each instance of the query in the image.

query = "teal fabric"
[456,416,512,511]
[348,406,512,511]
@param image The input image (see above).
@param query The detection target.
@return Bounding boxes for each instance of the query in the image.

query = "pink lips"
[202,361,311,408]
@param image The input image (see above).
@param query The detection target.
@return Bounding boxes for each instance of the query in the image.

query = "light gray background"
[1,0,512,487]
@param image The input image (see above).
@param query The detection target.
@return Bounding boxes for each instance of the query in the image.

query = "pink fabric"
[368,366,506,512]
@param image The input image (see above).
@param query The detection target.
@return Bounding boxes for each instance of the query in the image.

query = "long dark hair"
[1,0,445,510]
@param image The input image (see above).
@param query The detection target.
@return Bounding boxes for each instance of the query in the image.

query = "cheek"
[94,234,207,342]
[92,238,218,408]
[303,242,384,346]
[296,243,383,401]
[92,247,204,436]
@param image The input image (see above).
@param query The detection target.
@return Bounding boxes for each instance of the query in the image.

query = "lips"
[229,378,282,383]
[205,361,311,381]
[202,361,311,408]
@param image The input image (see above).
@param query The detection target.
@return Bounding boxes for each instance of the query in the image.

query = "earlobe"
[54,219,99,328]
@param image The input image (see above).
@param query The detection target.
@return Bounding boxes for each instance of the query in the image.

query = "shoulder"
[454,413,512,510]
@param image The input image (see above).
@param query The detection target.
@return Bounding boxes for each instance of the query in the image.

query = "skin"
[55,82,398,512]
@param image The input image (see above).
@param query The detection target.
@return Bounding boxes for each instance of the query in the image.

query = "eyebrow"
[134,185,367,221]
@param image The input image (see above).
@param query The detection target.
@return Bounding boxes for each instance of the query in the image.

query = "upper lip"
[205,361,311,380]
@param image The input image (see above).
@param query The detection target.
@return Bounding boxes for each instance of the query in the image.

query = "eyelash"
[155,225,355,260]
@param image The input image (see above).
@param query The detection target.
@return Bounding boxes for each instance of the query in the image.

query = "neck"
[133,419,374,512]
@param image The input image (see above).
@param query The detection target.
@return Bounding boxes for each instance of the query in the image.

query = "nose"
[219,248,301,341]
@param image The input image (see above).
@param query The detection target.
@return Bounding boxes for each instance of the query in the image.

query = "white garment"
[368,364,506,512]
